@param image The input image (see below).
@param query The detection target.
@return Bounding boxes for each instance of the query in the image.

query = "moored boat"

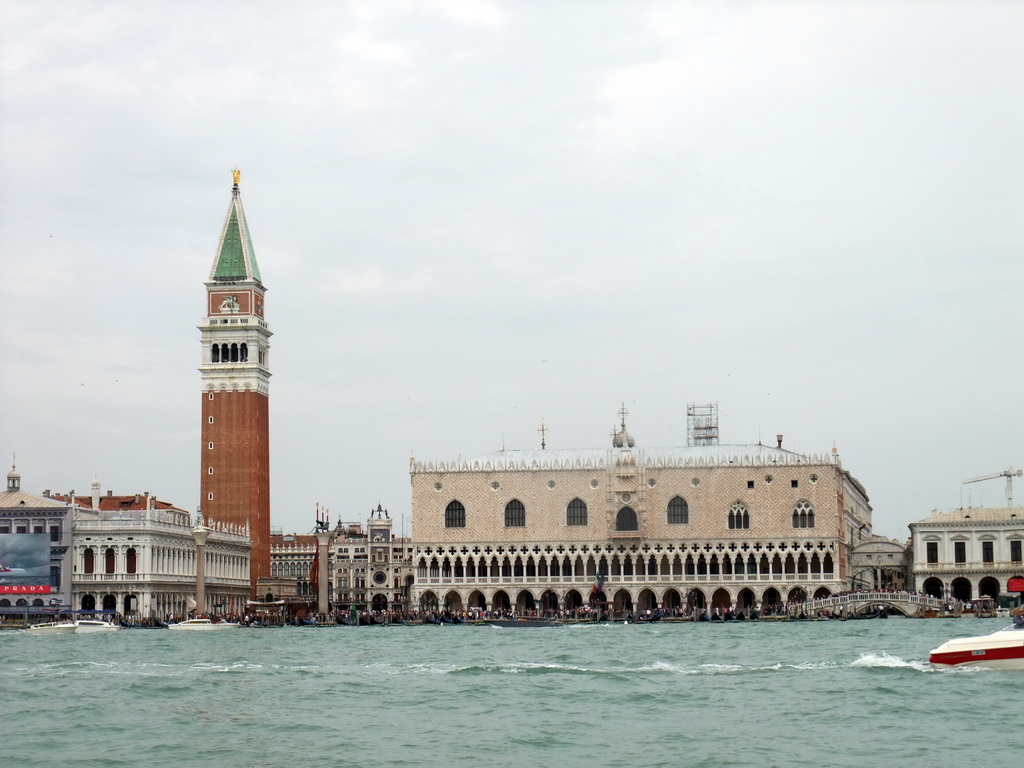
[168,618,242,631]
[929,624,1024,669]
[73,619,121,633]
[485,617,560,628]
[26,621,77,635]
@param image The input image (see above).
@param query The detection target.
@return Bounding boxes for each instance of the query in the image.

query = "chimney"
[776,434,783,449]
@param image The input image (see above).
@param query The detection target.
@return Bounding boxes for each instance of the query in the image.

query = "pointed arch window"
[566,498,588,526]
[504,499,526,527]
[728,502,750,530]
[667,496,689,524]
[792,500,815,528]
[444,500,466,528]
[616,507,638,531]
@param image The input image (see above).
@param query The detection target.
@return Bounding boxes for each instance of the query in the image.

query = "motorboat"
[73,619,121,633]
[168,618,242,631]
[26,621,77,635]
[929,624,1024,669]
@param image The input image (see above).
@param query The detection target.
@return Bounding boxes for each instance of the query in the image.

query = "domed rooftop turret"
[7,459,20,493]
[611,403,635,448]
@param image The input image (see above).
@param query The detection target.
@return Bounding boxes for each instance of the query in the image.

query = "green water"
[3,619,1017,768]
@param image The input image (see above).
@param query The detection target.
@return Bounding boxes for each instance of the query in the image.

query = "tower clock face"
[372,571,387,585]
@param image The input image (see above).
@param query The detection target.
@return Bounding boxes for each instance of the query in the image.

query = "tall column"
[193,527,211,616]
[315,530,332,615]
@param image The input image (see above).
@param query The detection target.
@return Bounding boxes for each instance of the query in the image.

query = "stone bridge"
[800,590,944,617]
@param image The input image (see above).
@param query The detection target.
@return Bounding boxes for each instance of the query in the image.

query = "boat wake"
[849,651,932,672]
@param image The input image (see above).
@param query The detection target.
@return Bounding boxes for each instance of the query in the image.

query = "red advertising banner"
[1008,577,1024,592]
[0,585,52,594]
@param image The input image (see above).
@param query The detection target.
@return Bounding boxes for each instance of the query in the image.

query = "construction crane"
[963,467,1023,508]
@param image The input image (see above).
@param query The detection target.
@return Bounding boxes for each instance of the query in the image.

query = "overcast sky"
[1,1,1021,541]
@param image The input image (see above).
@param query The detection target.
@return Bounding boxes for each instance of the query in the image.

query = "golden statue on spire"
[232,169,241,185]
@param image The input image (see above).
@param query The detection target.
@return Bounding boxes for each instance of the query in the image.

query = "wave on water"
[848,651,932,672]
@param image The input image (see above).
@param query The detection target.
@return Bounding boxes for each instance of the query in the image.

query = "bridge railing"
[801,591,943,613]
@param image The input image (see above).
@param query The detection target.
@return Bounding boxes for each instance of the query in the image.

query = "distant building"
[199,171,272,591]
[909,506,1024,602]
[0,465,72,609]
[55,479,250,618]
[269,506,414,616]
[410,413,873,616]
[849,536,909,591]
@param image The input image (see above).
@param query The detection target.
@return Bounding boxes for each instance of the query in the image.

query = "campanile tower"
[199,170,272,591]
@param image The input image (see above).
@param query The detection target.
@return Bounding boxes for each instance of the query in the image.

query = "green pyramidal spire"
[210,170,262,284]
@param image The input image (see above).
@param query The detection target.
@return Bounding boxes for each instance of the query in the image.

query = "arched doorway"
[711,587,731,613]
[663,588,682,611]
[922,577,943,599]
[102,595,117,612]
[372,594,389,611]
[81,594,96,611]
[978,577,1000,599]
[123,595,138,614]
[419,590,439,612]
[468,590,486,610]
[950,578,972,602]
[788,587,807,603]
[762,587,782,614]
[491,590,511,612]
[813,587,832,600]
[444,591,463,612]
[564,589,583,610]
[637,589,657,613]
[516,590,536,614]
[613,588,633,615]
[541,589,560,612]
[687,588,706,612]
[736,588,756,618]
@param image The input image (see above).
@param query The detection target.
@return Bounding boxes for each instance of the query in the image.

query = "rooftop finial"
[232,169,241,186]
[538,419,548,450]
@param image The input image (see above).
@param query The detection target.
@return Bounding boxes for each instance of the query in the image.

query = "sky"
[1,1,1021,542]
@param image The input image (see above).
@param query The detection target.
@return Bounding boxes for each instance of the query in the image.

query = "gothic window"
[444,500,466,528]
[616,507,638,531]
[667,496,689,524]
[566,498,588,526]
[792,500,815,528]
[504,499,526,527]
[728,502,750,530]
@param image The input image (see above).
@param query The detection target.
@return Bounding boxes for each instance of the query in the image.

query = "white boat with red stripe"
[929,623,1024,669]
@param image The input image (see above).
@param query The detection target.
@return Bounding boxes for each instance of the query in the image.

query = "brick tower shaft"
[198,171,272,592]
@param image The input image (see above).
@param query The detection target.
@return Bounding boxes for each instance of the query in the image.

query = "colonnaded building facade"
[410,415,873,616]
[59,480,250,618]
[909,506,1024,603]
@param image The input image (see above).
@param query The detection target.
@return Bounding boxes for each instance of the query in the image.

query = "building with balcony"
[909,506,1024,603]
[409,413,873,616]
[59,479,250,618]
